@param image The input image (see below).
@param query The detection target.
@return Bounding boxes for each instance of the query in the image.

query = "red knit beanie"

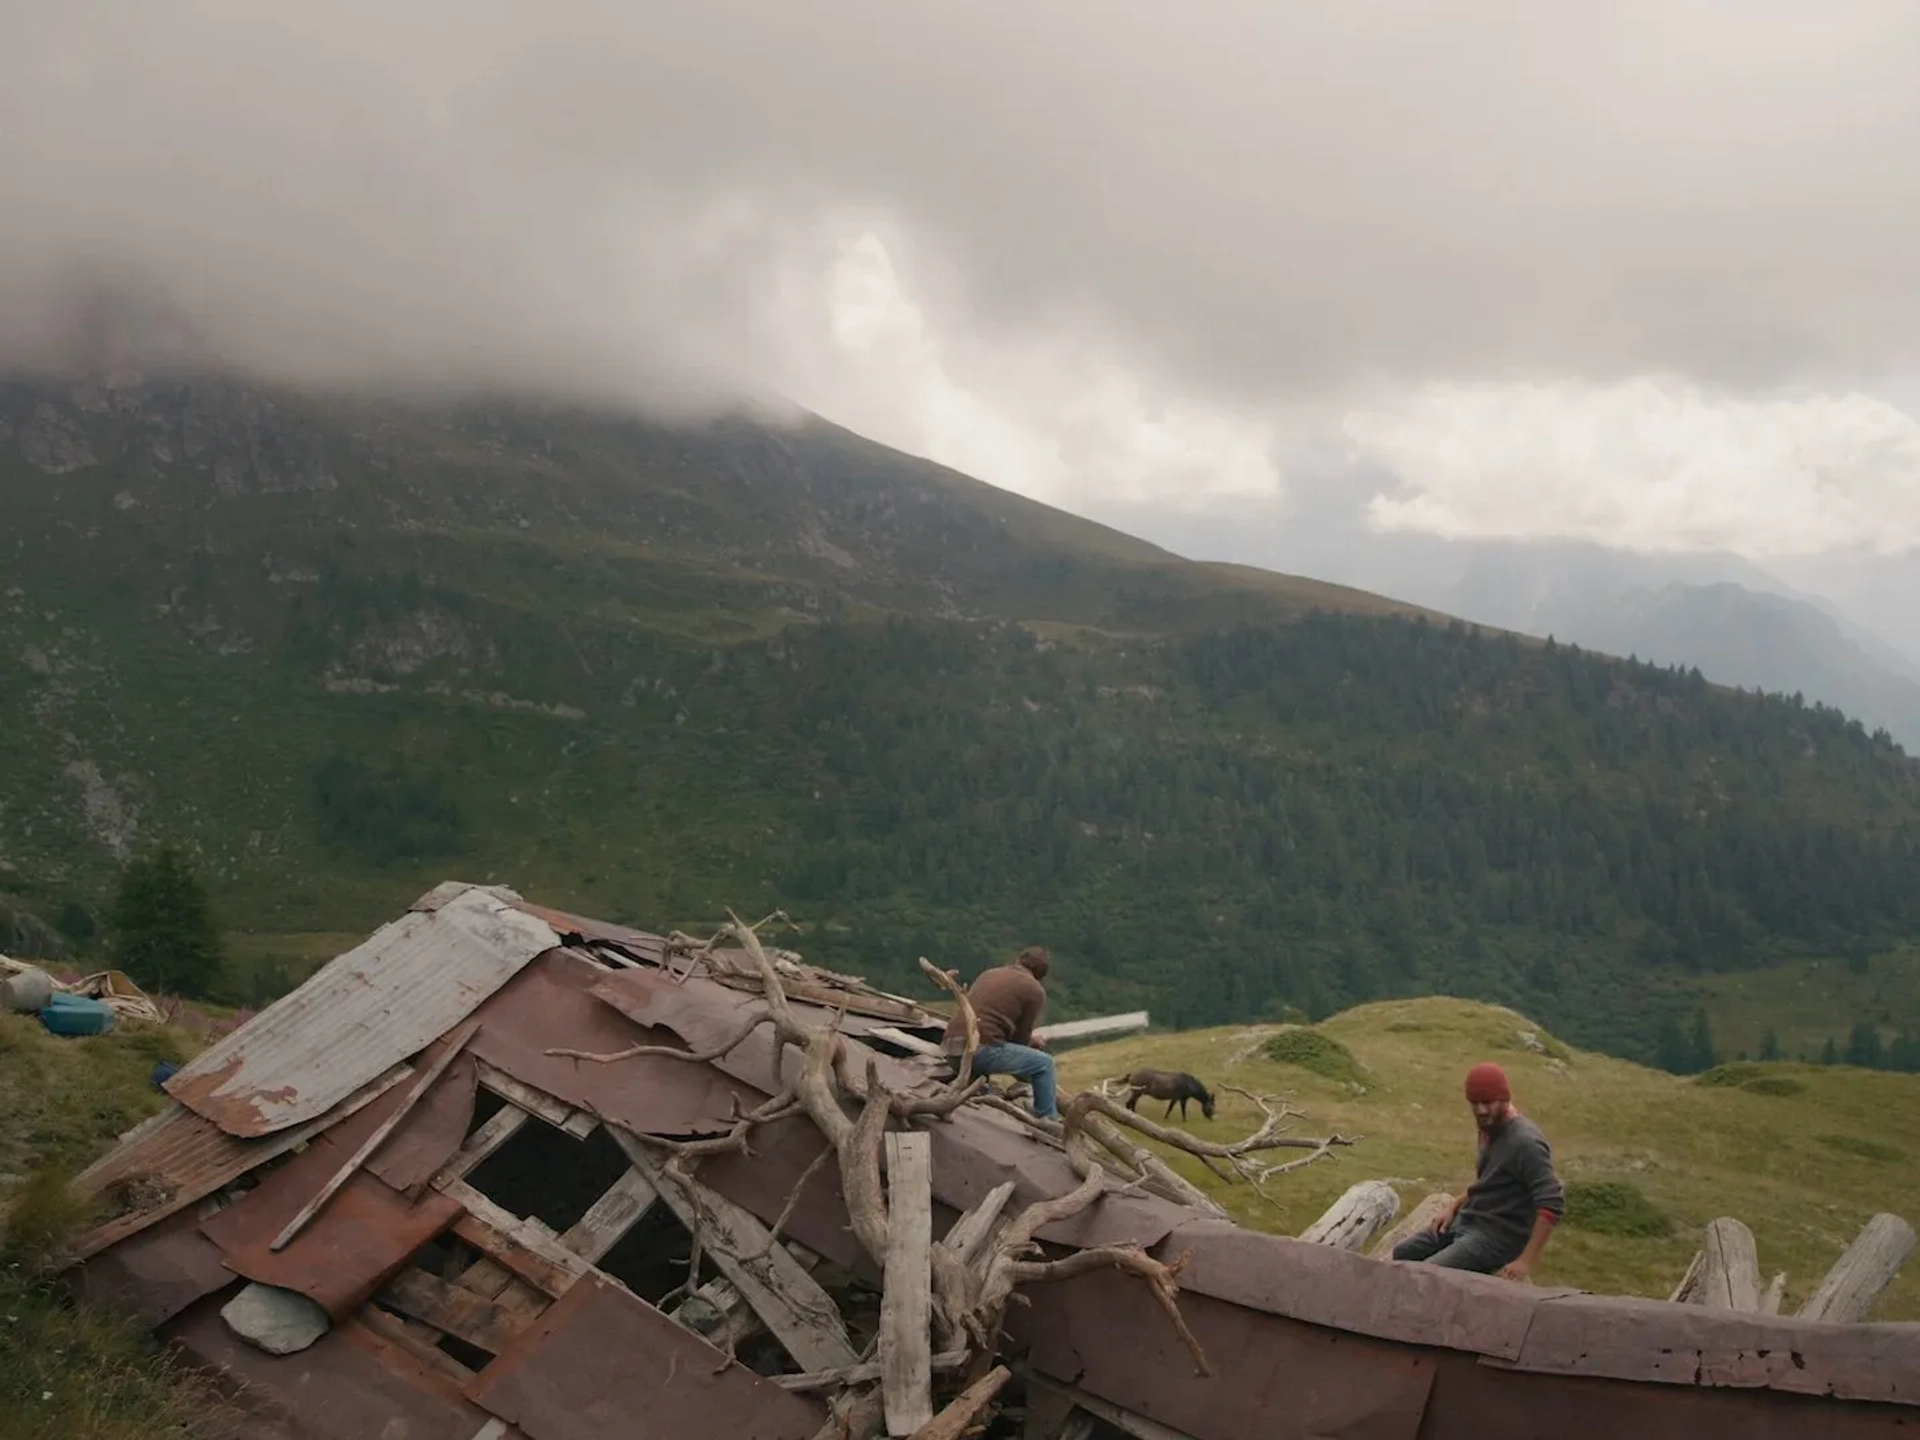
[1464,1062,1511,1103]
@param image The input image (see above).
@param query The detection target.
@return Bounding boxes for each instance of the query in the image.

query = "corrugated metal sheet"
[166,887,560,1137]
[70,1070,408,1259]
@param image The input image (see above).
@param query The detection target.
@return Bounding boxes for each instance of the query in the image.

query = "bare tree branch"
[544,1005,772,1066]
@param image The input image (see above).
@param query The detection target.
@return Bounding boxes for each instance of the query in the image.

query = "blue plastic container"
[39,993,118,1037]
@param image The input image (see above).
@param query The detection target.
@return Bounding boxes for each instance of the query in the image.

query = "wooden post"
[1698,1217,1763,1311]
[1371,1191,1453,1257]
[270,1021,479,1251]
[881,1131,934,1437]
[1761,1272,1788,1315]
[1798,1213,1917,1323]
[1299,1181,1400,1252]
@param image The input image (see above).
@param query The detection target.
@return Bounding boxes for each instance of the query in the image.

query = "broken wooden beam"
[1798,1212,1917,1323]
[1032,1011,1149,1046]
[378,1267,525,1354]
[1299,1180,1400,1252]
[270,1021,479,1251]
[1698,1217,1763,1312]
[1370,1191,1453,1258]
[1668,1250,1705,1304]
[773,1350,970,1393]
[613,1132,861,1372]
[1761,1271,1788,1315]
[558,1167,658,1264]
[881,1131,935,1437]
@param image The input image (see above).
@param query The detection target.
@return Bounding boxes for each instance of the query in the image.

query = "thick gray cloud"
[7,1,1920,404]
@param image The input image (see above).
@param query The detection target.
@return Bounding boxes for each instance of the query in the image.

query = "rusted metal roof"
[166,886,560,1137]
[69,1069,409,1260]
[198,1086,469,1319]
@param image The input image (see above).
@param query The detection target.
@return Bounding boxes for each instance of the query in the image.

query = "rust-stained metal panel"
[1154,1218,1554,1361]
[166,887,560,1137]
[198,1077,466,1316]
[1025,1267,1435,1440]
[1424,1349,1920,1440]
[163,1296,499,1440]
[468,951,761,1136]
[200,1170,462,1320]
[1501,1292,1920,1408]
[59,1206,237,1329]
[469,1274,826,1440]
[68,1071,409,1260]
[364,1054,478,1195]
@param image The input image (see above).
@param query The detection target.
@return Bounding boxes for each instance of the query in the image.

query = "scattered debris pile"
[2,953,164,1033]
[51,884,1920,1439]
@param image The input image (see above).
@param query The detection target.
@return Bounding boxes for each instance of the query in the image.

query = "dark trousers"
[1390,1222,1520,1274]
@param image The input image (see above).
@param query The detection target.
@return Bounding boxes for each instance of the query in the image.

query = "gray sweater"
[1458,1112,1565,1246]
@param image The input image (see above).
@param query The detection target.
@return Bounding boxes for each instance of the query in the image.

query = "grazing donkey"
[1122,1069,1216,1122]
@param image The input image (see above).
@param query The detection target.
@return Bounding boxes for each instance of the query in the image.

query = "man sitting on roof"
[1391,1062,1564,1280]
[944,946,1061,1121]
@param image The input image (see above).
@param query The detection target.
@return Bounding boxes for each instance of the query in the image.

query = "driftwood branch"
[907,1364,1010,1440]
[918,956,979,1091]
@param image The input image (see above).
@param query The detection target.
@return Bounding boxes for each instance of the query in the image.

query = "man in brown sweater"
[943,946,1060,1119]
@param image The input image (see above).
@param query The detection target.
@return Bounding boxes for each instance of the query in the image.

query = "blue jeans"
[970,1041,1060,1120]
[1391,1221,1520,1274]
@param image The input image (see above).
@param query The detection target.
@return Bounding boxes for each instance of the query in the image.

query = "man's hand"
[1437,1194,1464,1232]
[1497,1258,1532,1283]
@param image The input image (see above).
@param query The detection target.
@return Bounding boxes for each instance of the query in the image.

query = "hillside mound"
[1058,995,1920,1316]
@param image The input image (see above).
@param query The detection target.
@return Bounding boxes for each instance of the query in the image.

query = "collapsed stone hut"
[57,883,1920,1439]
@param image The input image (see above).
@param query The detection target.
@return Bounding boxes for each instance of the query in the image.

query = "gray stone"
[219,1283,330,1355]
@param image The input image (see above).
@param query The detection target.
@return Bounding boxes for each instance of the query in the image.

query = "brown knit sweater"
[946,964,1047,1048]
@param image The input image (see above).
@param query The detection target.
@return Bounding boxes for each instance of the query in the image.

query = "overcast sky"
[9,1,1920,568]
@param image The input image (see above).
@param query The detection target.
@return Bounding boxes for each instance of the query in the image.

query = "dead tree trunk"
[1798,1213,1917,1323]
[1698,1217,1763,1312]
[1371,1191,1453,1257]
[1299,1181,1399,1252]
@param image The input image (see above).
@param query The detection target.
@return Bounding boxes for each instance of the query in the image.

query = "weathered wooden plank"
[613,1132,860,1372]
[355,1305,477,1385]
[1761,1271,1788,1315]
[1299,1180,1400,1252]
[1032,1012,1150,1045]
[378,1267,525,1353]
[558,1167,658,1263]
[438,1179,596,1295]
[1370,1191,1453,1258]
[1699,1217,1763,1312]
[433,1103,531,1188]
[869,1026,951,1059]
[1799,1212,1917,1322]
[270,1021,480,1251]
[881,1131,934,1437]
[473,1059,595,1137]
[771,1349,969,1392]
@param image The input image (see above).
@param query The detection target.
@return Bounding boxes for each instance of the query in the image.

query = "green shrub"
[1818,1134,1905,1164]
[1562,1180,1671,1239]
[1384,1020,1426,1034]
[0,1166,97,1275]
[1742,1075,1807,1097]
[1261,1027,1369,1087]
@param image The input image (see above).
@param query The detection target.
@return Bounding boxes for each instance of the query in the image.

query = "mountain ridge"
[4,369,1919,1070]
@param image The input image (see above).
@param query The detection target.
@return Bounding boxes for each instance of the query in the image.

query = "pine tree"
[1821,1036,1840,1066]
[1758,1027,1782,1062]
[1845,1021,1884,1070]
[107,845,225,1000]
[1689,1008,1717,1072]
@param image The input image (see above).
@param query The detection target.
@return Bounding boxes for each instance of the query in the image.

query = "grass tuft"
[1563,1180,1671,1239]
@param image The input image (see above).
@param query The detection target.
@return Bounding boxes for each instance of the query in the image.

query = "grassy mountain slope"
[5,374,1920,1062]
[1057,996,1920,1318]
